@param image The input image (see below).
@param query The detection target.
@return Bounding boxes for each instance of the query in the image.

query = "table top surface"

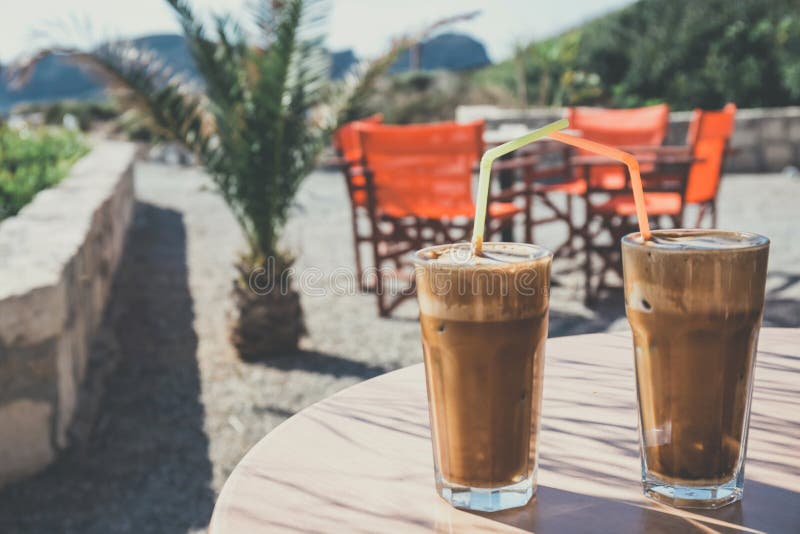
[210,328,800,534]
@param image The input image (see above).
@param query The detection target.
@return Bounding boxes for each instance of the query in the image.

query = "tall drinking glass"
[413,242,552,512]
[621,229,769,508]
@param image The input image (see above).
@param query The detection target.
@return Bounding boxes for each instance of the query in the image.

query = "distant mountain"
[1,32,492,110]
[0,54,102,109]
[390,33,491,73]
[331,33,491,80]
[0,34,194,112]
[330,49,358,80]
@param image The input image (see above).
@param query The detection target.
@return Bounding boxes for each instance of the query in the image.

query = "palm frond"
[165,0,247,114]
[8,44,213,151]
[278,0,330,198]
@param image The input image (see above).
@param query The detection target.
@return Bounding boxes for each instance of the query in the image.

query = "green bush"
[481,0,800,110]
[577,0,800,109]
[0,126,88,220]
[16,101,119,131]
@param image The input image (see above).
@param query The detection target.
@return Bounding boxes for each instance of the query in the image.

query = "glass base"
[643,478,743,509]
[437,475,534,512]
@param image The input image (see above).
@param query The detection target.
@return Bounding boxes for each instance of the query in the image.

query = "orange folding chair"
[593,103,737,227]
[333,114,383,290]
[682,102,737,227]
[586,103,737,302]
[533,104,670,257]
[357,120,523,316]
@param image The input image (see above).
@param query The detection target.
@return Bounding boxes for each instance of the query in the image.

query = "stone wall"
[0,141,137,486]
[456,105,800,173]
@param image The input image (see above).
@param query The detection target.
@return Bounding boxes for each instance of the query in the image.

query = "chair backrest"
[567,104,670,189]
[333,114,383,163]
[567,104,670,148]
[684,103,737,204]
[357,121,484,219]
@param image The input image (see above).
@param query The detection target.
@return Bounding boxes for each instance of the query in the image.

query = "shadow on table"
[450,480,799,534]
[0,203,214,533]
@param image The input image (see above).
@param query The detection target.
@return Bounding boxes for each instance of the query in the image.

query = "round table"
[210,329,800,533]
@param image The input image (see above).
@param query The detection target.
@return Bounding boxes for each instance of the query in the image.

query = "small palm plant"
[11,0,475,358]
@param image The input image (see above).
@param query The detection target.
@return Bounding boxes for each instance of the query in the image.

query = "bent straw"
[549,131,652,240]
[471,119,569,255]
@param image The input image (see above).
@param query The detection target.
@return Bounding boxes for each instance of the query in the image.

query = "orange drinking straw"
[549,131,652,240]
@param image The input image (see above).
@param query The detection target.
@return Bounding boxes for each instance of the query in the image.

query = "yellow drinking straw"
[471,119,569,256]
[548,131,652,240]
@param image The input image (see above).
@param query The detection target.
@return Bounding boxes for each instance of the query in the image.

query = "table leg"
[498,155,516,242]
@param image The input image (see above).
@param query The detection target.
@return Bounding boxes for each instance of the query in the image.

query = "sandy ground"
[0,163,797,533]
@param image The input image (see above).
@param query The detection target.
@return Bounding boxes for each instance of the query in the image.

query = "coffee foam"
[414,243,552,322]
[622,230,769,316]
[417,242,551,266]
[624,230,768,251]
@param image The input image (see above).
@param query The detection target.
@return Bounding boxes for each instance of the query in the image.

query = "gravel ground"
[0,163,797,533]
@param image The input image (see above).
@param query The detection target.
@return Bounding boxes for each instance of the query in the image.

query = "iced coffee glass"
[413,242,552,512]
[621,229,769,508]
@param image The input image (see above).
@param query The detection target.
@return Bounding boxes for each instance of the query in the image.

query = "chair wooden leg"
[584,245,594,305]
[711,200,718,228]
[583,210,595,306]
[694,204,705,228]
[350,207,366,291]
[533,191,579,257]
[566,194,576,256]
[414,217,423,250]
[377,281,387,317]
[369,227,387,317]
[524,188,533,244]
[353,241,364,290]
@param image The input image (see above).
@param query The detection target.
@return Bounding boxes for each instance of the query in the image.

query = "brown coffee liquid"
[415,243,551,489]
[622,230,769,485]
[420,315,547,487]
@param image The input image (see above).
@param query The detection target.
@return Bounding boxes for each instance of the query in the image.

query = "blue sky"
[0,0,634,63]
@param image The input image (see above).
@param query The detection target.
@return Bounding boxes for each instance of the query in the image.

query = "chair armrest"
[490,154,540,171]
[570,155,631,166]
[617,145,692,156]
[523,164,568,183]
[489,184,526,202]
[571,153,699,166]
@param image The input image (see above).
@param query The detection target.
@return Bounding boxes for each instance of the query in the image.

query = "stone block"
[763,144,794,172]
[0,337,58,404]
[788,119,800,142]
[760,118,786,140]
[731,125,759,147]
[0,284,67,347]
[0,141,136,486]
[0,400,54,485]
[56,335,77,448]
[666,120,689,145]
[725,150,760,173]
